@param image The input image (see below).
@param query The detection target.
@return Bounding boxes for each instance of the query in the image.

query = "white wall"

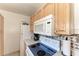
[74,3,79,34]
[0,9,30,55]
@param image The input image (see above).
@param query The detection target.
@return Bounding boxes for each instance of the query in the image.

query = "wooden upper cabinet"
[44,3,55,16]
[34,9,44,21]
[54,3,72,35]
[35,10,41,20]
[31,3,55,22]
[34,14,37,21]
[30,15,34,32]
[36,10,40,20]
[39,9,44,19]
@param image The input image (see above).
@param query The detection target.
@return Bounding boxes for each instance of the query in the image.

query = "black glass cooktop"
[28,43,57,56]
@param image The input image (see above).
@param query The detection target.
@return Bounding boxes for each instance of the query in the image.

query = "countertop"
[53,51,63,56]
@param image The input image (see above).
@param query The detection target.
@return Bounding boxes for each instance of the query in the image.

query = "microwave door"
[39,21,45,34]
[46,18,53,36]
[34,21,44,34]
[43,21,46,35]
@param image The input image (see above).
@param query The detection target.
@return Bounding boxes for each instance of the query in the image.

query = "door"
[0,15,4,56]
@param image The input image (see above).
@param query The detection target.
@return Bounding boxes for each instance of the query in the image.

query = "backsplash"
[39,35,61,51]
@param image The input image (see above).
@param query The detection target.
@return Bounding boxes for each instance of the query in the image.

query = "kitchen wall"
[74,3,79,34]
[0,9,30,55]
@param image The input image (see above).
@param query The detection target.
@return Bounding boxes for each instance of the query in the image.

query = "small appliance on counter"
[34,34,39,41]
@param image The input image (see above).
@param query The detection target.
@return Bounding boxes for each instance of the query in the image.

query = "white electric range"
[25,36,62,56]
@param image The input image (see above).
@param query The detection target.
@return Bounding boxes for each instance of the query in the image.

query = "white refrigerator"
[20,22,30,56]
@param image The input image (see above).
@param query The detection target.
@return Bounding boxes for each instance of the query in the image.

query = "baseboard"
[4,50,20,56]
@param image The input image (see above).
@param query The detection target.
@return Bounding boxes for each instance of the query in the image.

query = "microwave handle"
[47,22,51,24]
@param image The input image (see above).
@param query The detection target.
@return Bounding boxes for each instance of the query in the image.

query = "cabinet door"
[44,3,55,16]
[39,9,44,19]
[34,14,37,21]
[74,49,79,56]
[37,10,42,20]
[35,9,44,21]
[30,16,34,32]
[55,3,71,35]
[34,10,41,21]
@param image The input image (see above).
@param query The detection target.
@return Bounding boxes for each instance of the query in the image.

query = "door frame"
[0,15,4,55]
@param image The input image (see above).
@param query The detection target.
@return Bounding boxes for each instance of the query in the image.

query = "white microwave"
[34,14,54,36]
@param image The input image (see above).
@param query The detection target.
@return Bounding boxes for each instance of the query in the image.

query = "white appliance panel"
[39,36,60,51]
[34,14,54,36]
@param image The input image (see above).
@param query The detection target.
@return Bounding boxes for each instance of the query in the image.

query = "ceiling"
[0,3,44,16]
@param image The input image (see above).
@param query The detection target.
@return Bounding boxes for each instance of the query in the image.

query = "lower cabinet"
[73,48,79,56]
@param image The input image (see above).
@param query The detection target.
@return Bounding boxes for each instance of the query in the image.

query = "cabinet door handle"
[59,30,65,31]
